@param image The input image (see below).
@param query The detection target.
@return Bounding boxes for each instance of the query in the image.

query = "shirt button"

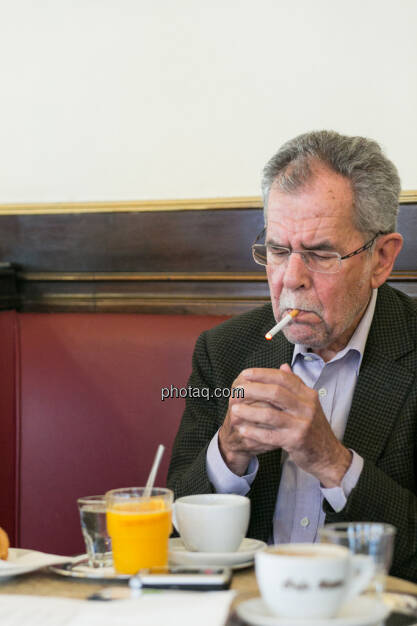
[318,387,327,397]
[300,517,310,527]
[304,356,313,361]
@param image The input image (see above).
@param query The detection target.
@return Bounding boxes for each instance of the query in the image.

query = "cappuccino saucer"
[169,537,266,569]
[236,596,390,626]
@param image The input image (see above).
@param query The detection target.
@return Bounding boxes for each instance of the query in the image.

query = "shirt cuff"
[321,450,364,513]
[206,430,258,496]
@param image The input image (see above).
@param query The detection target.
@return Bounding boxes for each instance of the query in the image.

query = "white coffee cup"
[255,543,375,619]
[172,494,250,552]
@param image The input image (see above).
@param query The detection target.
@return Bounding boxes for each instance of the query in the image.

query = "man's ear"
[370,233,403,289]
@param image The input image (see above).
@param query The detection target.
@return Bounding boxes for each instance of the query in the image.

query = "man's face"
[266,162,374,357]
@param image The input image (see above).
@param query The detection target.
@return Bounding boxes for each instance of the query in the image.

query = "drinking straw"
[143,444,165,498]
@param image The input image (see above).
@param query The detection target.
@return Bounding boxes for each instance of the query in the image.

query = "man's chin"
[282,325,327,348]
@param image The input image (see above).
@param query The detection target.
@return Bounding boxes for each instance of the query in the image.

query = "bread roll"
[0,526,9,560]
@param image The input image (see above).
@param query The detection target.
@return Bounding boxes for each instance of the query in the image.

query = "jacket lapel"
[342,355,414,460]
[343,284,415,462]
[243,333,294,541]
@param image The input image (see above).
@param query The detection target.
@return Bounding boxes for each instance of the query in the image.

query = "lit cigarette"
[265,309,299,340]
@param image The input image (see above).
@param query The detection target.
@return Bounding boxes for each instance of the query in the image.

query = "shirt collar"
[291,288,378,374]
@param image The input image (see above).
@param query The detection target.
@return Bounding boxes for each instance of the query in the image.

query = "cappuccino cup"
[255,543,375,619]
[173,494,250,552]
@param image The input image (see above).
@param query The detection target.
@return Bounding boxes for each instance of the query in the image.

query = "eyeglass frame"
[251,228,385,274]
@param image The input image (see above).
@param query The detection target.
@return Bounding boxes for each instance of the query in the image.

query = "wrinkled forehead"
[266,166,359,245]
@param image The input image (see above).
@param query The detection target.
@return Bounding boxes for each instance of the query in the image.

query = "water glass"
[77,495,112,568]
[318,522,396,593]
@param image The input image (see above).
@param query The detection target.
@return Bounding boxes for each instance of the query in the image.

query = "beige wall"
[0,0,416,203]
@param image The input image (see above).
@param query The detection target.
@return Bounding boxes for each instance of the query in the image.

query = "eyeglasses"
[252,229,383,274]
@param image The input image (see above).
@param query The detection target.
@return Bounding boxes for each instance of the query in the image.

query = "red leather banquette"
[0,311,227,555]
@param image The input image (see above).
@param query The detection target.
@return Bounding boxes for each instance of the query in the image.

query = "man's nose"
[282,252,312,290]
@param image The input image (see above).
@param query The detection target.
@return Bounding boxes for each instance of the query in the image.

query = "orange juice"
[107,498,172,574]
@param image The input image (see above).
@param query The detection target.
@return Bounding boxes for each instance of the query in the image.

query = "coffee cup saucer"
[168,537,266,569]
[236,596,389,626]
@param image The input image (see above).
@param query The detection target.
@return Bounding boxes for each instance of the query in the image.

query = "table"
[1,566,417,609]
[0,567,256,601]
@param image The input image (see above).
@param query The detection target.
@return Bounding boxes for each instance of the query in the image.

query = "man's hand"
[218,364,352,486]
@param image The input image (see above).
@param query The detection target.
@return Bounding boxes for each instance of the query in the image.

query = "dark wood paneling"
[0,203,415,313]
[0,209,265,272]
[394,204,417,271]
[0,264,18,310]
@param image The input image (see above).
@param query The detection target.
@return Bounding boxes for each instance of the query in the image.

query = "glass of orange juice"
[105,487,173,575]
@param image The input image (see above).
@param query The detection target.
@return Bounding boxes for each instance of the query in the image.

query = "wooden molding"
[17,270,417,283]
[18,271,267,282]
[0,190,415,215]
[14,269,416,314]
[0,197,262,216]
[18,293,270,315]
[400,190,417,203]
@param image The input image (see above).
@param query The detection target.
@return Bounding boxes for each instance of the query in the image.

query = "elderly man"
[167,130,417,581]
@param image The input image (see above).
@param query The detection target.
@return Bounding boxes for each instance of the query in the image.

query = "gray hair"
[261,130,401,235]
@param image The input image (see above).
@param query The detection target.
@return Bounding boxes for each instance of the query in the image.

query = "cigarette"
[265,309,299,340]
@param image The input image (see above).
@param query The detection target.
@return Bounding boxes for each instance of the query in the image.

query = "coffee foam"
[268,546,345,558]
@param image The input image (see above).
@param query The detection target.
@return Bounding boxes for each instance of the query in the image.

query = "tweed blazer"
[167,284,417,581]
